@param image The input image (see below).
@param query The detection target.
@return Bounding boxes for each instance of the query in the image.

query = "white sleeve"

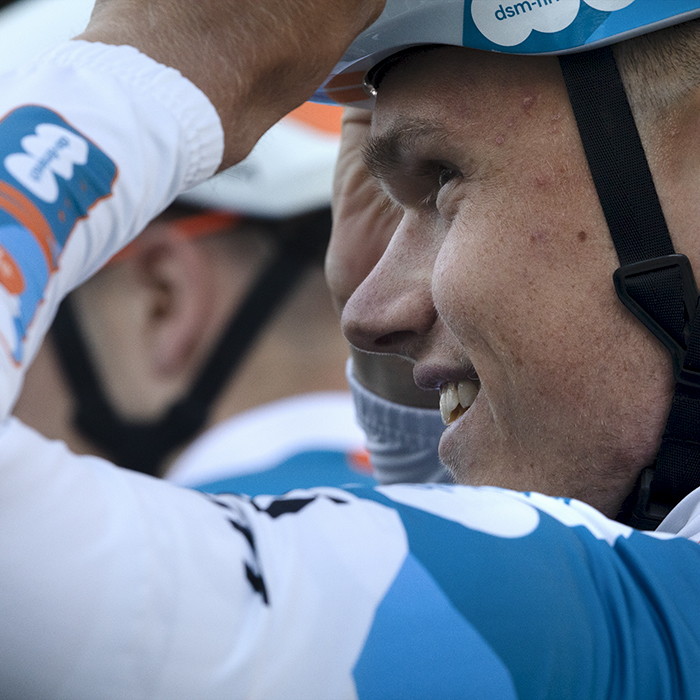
[0,40,223,419]
[5,416,700,700]
[0,418,407,700]
[5,33,700,700]
[0,41,407,700]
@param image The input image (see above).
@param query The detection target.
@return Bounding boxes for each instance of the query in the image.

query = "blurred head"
[323,1,700,521]
[15,101,349,475]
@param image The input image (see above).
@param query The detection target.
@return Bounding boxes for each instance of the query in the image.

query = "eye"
[438,164,460,189]
[433,163,464,222]
[380,159,463,213]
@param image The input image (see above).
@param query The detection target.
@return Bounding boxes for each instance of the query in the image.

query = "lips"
[439,380,479,425]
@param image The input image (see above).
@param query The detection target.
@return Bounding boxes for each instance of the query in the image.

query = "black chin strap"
[559,47,700,529]
[51,208,332,477]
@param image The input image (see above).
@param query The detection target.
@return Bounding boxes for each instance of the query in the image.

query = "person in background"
[14,98,387,493]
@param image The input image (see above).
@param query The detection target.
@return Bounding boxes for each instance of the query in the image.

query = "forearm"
[80,0,385,168]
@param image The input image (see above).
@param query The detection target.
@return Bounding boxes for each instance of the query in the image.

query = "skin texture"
[77,0,386,167]
[332,47,700,517]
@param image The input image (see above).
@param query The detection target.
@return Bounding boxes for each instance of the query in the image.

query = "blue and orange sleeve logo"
[0,105,116,363]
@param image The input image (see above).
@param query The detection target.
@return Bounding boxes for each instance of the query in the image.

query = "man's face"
[342,47,674,514]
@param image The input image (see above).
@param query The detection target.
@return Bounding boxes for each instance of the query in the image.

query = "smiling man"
[327,3,700,528]
[338,46,671,516]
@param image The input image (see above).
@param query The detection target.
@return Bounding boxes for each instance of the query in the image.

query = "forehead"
[371,47,566,140]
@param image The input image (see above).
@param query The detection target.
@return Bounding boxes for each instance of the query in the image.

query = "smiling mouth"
[439,380,480,425]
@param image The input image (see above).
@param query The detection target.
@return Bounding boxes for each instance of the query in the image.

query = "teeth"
[458,380,479,409]
[439,380,479,426]
[439,383,460,425]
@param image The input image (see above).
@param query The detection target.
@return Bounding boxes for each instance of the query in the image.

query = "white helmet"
[315,0,700,108]
[0,0,343,220]
[0,0,344,474]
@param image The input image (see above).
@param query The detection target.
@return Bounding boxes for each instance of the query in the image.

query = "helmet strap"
[50,208,332,477]
[559,46,700,529]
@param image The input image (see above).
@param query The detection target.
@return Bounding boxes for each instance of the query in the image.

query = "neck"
[208,267,351,425]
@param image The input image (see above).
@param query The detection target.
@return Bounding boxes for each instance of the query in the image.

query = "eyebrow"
[363,119,451,182]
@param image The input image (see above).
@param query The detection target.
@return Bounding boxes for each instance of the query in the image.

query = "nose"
[341,220,438,358]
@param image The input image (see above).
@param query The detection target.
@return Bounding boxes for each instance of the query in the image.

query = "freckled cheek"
[430,220,587,377]
[431,234,517,351]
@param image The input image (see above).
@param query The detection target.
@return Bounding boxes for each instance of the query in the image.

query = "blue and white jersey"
[166,392,378,495]
[1,39,700,700]
[2,417,700,699]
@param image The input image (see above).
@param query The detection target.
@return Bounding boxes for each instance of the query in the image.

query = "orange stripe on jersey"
[0,246,24,294]
[0,180,57,271]
[348,447,374,474]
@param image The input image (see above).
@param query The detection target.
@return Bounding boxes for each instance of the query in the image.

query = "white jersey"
[167,391,378,494]
[1,41,700,700]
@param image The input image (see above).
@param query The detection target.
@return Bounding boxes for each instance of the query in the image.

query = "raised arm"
[80,0,386,168]
[0,0,385,422]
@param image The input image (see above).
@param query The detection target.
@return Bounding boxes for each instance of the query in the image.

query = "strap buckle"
[613,253,700,388]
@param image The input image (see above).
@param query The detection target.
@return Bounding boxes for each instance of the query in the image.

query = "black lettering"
[265,497,317,518]
[245,564,269,605]
[250,494,348,519]
[229,518,255,552]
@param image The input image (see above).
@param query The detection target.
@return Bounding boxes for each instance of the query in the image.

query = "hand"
[78,0,386,167]
[326,107,399,313]
[326,107,438,409]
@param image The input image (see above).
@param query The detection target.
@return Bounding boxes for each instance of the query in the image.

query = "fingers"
[326,107,401,314]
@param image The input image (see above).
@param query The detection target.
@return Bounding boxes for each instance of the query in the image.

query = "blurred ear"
[133,223,216,377]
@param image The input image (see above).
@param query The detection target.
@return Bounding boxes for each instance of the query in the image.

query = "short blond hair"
[614,19,700,126]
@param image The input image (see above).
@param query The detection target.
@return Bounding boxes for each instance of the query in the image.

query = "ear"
[133,224,216,377]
